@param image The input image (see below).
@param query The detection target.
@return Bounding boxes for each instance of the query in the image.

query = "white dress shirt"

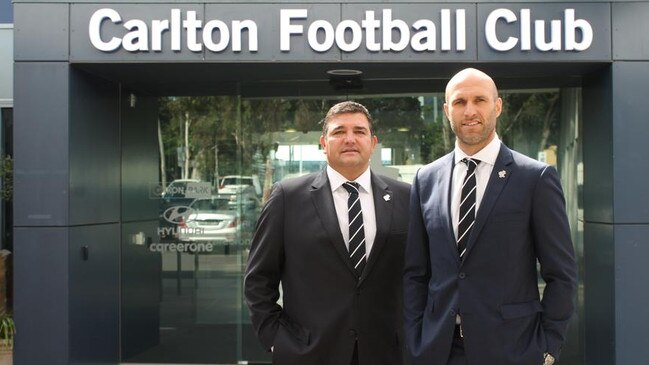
[327,166,377,256]
[451,135,502,241]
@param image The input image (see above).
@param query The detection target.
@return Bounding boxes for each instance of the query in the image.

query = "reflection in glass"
[121,90,583,364]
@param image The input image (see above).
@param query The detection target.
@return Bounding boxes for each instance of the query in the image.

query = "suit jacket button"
[450,310,456,316]
[458,272,466,279]
[348,329,357,337]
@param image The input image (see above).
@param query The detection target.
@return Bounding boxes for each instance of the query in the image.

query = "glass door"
[120,89,582,364]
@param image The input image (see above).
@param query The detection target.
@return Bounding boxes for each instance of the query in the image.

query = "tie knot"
[462,158,480,172]
[342,181,360,195]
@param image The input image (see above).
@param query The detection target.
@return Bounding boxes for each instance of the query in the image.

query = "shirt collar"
[454,134,501,167]
[327,165,372,194]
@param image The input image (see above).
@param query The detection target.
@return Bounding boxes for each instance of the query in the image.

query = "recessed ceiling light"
[326,69,363,76]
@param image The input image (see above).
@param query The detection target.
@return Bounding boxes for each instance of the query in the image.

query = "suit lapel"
[439,153,460,261]
[359,173,391,283]
[462,143,514,262]
[310,170,358,276]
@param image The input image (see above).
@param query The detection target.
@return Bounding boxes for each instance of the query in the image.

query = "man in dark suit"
[404,68,577,365]
[245,101,410,365]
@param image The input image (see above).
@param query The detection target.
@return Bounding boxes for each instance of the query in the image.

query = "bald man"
[403,68,577,365]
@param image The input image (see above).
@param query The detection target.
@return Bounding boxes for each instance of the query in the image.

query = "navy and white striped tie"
[457,158,480,258]
[343,182,366,277]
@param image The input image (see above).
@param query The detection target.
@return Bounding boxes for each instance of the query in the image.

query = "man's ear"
[495,97,503,117]
[320,134,327,153]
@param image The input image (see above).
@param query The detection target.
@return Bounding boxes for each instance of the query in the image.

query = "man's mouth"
[463,120,480,126]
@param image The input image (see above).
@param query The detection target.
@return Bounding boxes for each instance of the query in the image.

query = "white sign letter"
[382,9,409,51]
[411,19,436,51]
[122,19,149,52]
[203,20,230,52]
[232,20,258,52]
[308,20,334,52]
[485,8,518,52]
[564,9,593,51]
[151,20,169,52]
[362,11,381,52]
[89,8,122,52]
[281,9,307,51]
[183,10,203,52]
[335,20,362,52]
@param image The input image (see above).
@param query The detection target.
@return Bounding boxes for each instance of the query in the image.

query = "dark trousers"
[447,325,468,365]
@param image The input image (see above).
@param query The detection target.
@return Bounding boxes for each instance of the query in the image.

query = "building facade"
[12,1,649,364]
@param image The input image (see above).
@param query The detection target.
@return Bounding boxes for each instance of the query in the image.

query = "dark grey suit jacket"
[245,169,410,365]
[404,143,577,365]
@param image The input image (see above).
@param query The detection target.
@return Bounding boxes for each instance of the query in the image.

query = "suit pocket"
[500,299,542,320]
[278,314,310,346]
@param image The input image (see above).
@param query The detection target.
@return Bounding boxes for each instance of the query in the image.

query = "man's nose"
[343,131,356,142]
[464,102,477,116]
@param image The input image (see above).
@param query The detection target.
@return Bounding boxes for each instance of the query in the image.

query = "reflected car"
[219,175,261,196]
[158,179,202,240]
[176,196,243,246]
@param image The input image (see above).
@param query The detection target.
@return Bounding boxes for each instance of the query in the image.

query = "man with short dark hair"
[245,101,410,365]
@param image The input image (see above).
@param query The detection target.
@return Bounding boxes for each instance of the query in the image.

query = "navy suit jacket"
[245,170,410,365]
[404,143,577,365]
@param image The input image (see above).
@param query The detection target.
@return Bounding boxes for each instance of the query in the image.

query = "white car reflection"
[177,196,240,245]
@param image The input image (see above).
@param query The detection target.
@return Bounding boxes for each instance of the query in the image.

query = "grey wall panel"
[69,224,120,365]
[14,3,68,61]
[0,28,12,101]
[583,222,615,365]
[612,3,649,60]
[14,62,69,226]
[611,62,649,223]
[121,220,161,360]
[615,224,649,365]
[14,227,69,365]
[121,93,159,222]
[582,65,613,224]
[69,67,120,225]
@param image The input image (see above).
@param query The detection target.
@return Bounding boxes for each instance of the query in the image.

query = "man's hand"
[543,353,555,365]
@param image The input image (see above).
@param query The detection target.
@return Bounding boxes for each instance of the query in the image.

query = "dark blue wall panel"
[615,224,649,365]
[69,224,120,365]
[14,3,68,61]
[121,94,159,222]
[611,62,649,223]
[613,3,649,60]
[121,221,161,360]
[14,227,69,365]
[69,68,120,225]
[583,222,615,365]
[582,65,613,224]
[13,62,69,226]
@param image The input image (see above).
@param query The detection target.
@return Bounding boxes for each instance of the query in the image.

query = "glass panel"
[497,89,584,364]
[0,107,12,252]
[122,95,250,364]
[120,88,582,364]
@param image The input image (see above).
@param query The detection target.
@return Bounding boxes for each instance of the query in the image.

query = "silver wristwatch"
[543,352,555,365]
